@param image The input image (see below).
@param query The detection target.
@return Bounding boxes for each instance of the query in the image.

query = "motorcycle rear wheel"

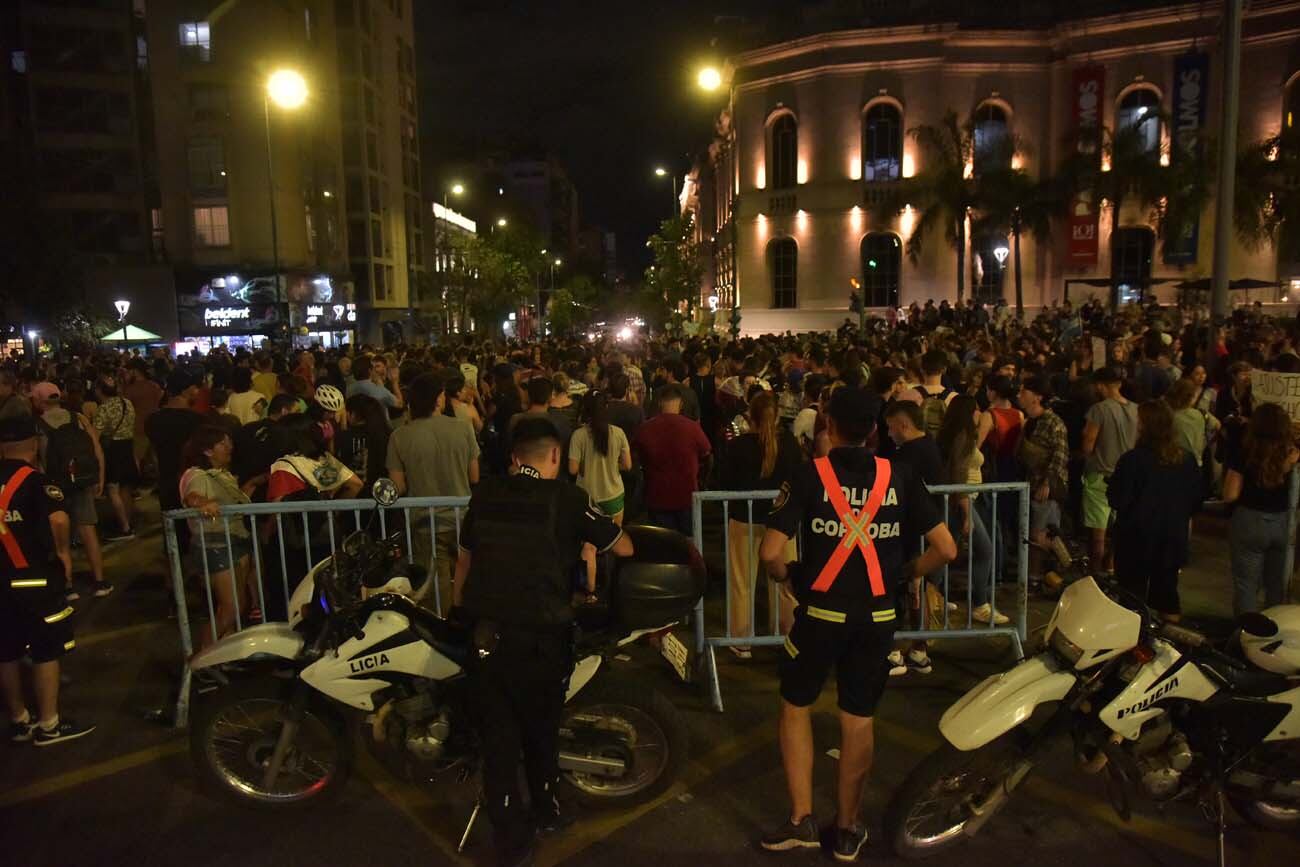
[190,677,351,808]
[558,681,688,809]
[1229,795,1300,831]
[884,734,1028,860]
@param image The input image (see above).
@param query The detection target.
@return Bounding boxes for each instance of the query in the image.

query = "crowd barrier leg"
[691,496,724,712]
[1015,482,1031,659]
[165,518,193,729]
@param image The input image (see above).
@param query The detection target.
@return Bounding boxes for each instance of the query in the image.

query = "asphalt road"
[3,500,1297,867]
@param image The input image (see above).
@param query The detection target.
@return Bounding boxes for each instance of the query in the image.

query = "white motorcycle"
[887,576,1300,865]
[187,480,704,835]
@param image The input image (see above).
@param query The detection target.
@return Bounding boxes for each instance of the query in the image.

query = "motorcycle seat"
[1200,657,1294,697]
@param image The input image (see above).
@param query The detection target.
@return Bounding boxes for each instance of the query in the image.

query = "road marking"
[355,751,474,865]
[0,739,185,807]
[76,620,168,648]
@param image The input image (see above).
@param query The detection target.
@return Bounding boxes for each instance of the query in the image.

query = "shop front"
[291,301,357,349]
[175,302,288,354]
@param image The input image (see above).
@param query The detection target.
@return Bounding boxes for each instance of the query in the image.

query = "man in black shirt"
[0,416,94,746]
[453,418,633,865]
[758,389,955,861]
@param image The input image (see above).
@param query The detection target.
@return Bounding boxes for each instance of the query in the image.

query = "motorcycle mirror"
[372,478,399,508]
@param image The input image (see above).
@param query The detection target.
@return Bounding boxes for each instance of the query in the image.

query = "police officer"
[0,415,95,746]
[453,417,633,866]
[757,388,956,861]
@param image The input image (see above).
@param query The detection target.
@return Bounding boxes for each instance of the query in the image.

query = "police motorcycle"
[187,479,705,821]
[885,576,1300,865]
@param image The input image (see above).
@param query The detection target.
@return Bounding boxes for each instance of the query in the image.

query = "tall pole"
[1210,0,1242,320]
[263,95,281,308]
[671,175,679,218]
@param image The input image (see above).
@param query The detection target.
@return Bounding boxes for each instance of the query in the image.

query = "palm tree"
[978,164,1065,318]
[1235,127,1300,269]
[875,112,980,303]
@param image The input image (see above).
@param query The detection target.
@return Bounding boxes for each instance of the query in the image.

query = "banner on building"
[1163,50,1210,265]
[1253,371,1300,422]
[1067,66,1105,266]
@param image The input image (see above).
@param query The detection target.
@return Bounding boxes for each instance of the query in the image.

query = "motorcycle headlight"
[1048,629,1085,666]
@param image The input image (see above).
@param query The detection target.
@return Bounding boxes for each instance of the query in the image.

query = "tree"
[1235,127,1300,268]
[978,164,1065,318]
[644,214,704,323]
[877,112,981,303]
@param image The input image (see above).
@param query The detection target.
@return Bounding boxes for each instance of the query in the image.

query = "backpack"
[41,416,100,490]
[915,386,954,438]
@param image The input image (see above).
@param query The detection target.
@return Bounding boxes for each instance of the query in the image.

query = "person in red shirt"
[634,383,711,535]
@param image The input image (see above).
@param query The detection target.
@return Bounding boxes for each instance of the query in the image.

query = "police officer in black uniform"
[0,415,95,746]
[757,388,956,861]
[453,417,633,866]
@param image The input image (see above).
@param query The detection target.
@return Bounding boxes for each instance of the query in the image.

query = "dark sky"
[414,1,728,274]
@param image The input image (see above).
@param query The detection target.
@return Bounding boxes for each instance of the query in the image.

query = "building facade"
[692,1,1300,334]
[145,0,423,348]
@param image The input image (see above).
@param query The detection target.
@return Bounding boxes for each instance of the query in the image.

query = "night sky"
[414,1,729,274]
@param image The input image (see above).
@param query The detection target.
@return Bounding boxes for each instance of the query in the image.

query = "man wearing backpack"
[31,383,109,599]
[907,349,956,437]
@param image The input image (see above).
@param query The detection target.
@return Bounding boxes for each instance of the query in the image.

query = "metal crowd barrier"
[163,495,471,727]
[691,482,1031,712]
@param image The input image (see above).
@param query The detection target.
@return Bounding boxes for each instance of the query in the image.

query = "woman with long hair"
[936,395,1001,624]
[1107,400,1203,619]
[1223,402,1299,615]
[718,391,801,657]
[568,390,632,522]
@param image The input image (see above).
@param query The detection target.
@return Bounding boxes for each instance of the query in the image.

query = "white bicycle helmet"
[1240,605,1300,675]
[315,384,345,412]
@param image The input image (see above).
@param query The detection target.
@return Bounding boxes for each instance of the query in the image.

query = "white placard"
[1091,337,1106,371]
[1251,370,1300,422]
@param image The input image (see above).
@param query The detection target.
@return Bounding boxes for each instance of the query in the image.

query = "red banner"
[1067,65,1105,266]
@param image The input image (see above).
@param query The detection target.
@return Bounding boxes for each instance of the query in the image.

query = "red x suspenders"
[0,466,36,569]
[810,456,891,597]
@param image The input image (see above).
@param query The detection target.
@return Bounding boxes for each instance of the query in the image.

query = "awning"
[99,324,163,343]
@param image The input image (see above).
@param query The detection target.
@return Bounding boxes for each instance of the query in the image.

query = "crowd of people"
[2,293,1297,671]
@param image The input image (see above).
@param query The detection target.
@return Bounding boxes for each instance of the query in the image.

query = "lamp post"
[654,166,678,219]
[263,69,308,311]
[437,182,465,332]
[114,299,130,352]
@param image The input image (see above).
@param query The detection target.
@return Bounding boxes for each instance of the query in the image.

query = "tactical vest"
[462,475,571,627]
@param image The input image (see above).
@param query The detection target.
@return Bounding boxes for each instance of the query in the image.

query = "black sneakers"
[760,815,820,851]
[33,718,95,747]
[8,716,37,743]
[832,825,868,862]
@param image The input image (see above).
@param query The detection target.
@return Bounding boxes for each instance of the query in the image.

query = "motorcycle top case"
[609,524,707,630]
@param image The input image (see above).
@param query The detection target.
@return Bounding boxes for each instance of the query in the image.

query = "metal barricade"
[163,495,470,727]
[691,482,1031,712]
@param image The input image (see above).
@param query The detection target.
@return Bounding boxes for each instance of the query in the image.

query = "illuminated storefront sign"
[303,303,357,326]
[203,306,251,327]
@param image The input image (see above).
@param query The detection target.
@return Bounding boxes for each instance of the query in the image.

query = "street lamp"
[114,299,130,351]
[697,66,722,92]
[653,166,678,218]
[263,68,308,312]
[496,217,508,228]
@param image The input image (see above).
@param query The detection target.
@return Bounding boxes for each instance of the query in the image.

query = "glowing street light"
[496,217,508,227]
[654,166,667,177]
[114,299,131,321]
[450,182,465,197]
[266,68,308,109]
[697,66,722,92]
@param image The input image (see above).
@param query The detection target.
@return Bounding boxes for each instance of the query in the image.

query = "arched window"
[972,103,1010,175]
[768,238,797,308]
[1112,226,1155,305]
[860,233,901,307]
[973,220,1009,302]
[768,113,798,190]
[863,103,901,182]
[1117,88,1161,157]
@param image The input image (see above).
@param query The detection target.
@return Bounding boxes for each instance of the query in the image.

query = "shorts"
[1081,472,1112,530]
[779,608,896,717]
[0,575,74,663]
[1030,498,1062,534]
[192,538,252,575]
[597,493,625,517]
[104,438,140,487]
[65,488,97,526]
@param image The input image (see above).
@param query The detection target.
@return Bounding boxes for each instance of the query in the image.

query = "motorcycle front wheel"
[190,677,351,808]
[558,680,688,808]
[884,734,1029,860]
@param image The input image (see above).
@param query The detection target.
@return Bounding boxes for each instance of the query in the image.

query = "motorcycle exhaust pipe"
[964,759,1034,837]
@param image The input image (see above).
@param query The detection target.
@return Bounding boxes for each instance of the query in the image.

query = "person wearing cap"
[32,382,110,599]
[1017,374,1070,578]
[1080,366,1138,570]
[0,415,95,747]
[757,387,955,861]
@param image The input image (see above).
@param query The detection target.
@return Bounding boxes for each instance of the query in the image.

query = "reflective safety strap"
[0,466,36,569]
[871,609,896,623]
[784,636,798,658]
[44,606,74,624]
[810,456,892,596]
[63,640,75,651]
[805,605,847,624]
[10,578,46,588]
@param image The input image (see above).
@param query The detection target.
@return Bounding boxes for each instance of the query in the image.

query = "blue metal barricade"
[163,495,470,727]
[692,482,1031,712]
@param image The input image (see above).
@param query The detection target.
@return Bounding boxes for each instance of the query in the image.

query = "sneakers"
[8,715,37,743]
[760,815,820,851]
[33,718,95,747]
[65,588,81,602]
[887,649,908,677]
[971,603,1010,625]
[92,582,114,598]
[889,648,932,676]
[102,529,135,543]
[728,645,753,661]
[832,825,868,862]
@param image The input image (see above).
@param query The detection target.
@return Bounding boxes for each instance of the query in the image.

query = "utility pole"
[1210,0,1242,321]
